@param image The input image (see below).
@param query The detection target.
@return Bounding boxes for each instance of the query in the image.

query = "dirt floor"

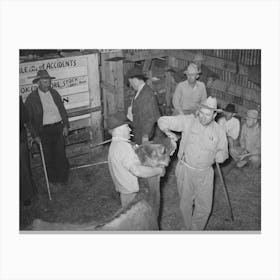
[20,147,261,231]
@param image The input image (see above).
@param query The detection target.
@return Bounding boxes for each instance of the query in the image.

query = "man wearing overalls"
[158,97,228,230]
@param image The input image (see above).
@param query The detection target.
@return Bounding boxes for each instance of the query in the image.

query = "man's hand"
[63,126,69,137]
[159,166,166,177]
[33,136,41,144]
[142,135,149,143]
[164,130,178,142]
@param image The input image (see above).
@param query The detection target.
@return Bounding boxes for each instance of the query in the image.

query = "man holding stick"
[25,70,69,186]
[158,97,228,230]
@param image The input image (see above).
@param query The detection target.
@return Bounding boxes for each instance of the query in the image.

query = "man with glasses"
[158,97,228,230]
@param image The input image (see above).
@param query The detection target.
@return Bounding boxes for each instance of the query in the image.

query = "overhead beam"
[124,50,168,62]
[167,50,249,76]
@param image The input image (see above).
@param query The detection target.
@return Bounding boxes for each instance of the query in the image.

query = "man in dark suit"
[126,67,161,145]
[25,70,69,184]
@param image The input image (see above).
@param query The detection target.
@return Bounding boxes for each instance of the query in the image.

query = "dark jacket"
[25,87,69,136]
[132,84,161,144]
[20,96,29,142]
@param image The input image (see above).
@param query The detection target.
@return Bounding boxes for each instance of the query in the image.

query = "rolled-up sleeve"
[158,115,187,133]
[215,128,229,163]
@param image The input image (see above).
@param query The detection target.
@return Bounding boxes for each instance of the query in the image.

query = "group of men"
[20,53,261,230]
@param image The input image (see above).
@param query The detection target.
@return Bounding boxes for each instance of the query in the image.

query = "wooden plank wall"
[100,50,125,129]
[167,50,261,116]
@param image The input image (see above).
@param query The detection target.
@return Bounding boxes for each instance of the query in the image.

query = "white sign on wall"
[19,57,90,110]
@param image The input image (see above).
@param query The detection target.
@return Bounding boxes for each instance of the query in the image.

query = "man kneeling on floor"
[158,97,228,230]
[107,112,164,207]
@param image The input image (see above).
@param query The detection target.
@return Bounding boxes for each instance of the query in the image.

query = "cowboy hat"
[183,63,200,75]
[125,67,148,80]
[223,103,236,113]
[199,96,223,112]
[107,111,130,130]
[193,52,204,62]
[32,70,55,84]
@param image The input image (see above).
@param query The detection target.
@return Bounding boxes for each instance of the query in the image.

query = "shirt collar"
[38,88,50,96]
[134,83,145,100]
[187,81,198,90]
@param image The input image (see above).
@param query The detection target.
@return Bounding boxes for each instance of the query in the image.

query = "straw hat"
[183,63,200,75]
[199,97,223,112]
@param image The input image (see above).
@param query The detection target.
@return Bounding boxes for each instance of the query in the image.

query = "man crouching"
[107,112,164,207]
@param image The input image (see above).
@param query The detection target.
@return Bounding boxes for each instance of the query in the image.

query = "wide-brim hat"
[32,70,55,84]
[224,103,236,113]
[193,52,204,62]
[106,111,130,130]
[125,67,148,82]
[183,63,200,75]
[199,96,223,112]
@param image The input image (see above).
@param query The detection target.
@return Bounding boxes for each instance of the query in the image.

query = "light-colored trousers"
[120,192,137,207]
[175,161,214,230]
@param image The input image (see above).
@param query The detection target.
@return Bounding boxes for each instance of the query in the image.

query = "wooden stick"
[38,142,52,201]
[70,161,108,170]
[216,162,234,221]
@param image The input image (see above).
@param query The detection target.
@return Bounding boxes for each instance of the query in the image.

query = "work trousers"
[20,140,37,202]
[175,161,214,230]
[40,122,69,183]
[120,193,137,207]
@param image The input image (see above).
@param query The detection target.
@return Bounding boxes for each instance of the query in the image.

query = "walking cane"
[216,162,234,221]
[38,142,52,201]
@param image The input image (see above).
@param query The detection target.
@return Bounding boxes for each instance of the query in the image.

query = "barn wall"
[167,50,261,116]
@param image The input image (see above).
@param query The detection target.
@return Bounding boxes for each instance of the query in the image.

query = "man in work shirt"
[158,97,228,230]
[25,70,69,185]
[231,109,261,168]
[107,112,164,207]
[172,63,207,116]
[218,103,240,154]
[126,67,161,144]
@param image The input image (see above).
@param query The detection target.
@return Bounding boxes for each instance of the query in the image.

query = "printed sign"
[19,57,89,110]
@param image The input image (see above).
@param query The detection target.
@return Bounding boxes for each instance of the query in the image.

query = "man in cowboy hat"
[218,103,240,153]
[231,109,261,168]
[107,111,164,207]
[126,67,161,145]
[158,96,228,230]
[25,70,69,185]
[172,63,207,116]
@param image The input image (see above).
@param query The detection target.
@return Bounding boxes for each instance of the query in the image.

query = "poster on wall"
[19,56,90,112]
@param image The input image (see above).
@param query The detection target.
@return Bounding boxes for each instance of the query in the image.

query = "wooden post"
[87,54,103,144]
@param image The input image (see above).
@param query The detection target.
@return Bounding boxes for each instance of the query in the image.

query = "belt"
[179,158,210,171]
[43,121,62,127]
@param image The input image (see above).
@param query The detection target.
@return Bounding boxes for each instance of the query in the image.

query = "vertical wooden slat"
[87,53,103,144]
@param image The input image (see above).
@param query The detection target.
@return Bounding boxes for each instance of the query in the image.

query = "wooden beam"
[67,106,102,118]
[167,50,249,76]
[142,59,152,72]
[124,50,167,62]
